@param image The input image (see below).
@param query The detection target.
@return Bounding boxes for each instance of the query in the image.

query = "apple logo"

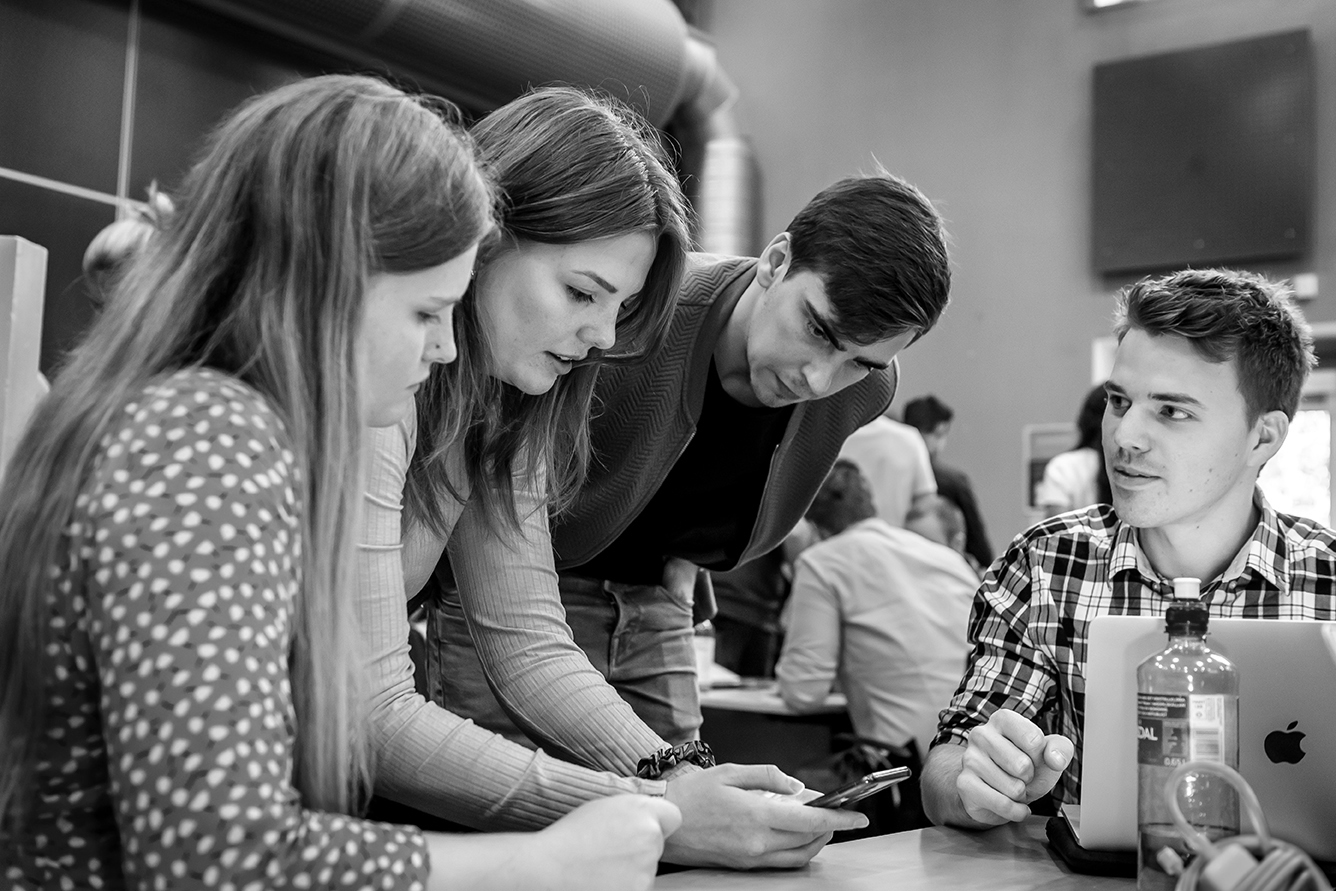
[1264,721,1306,764]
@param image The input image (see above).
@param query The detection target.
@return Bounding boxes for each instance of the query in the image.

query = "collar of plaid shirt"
[1108,488,1291,603]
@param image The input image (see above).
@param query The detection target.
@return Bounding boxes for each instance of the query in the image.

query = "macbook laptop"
[1068,616,1336,861]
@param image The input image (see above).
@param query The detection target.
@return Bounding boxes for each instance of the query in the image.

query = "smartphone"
[804,766,912,809]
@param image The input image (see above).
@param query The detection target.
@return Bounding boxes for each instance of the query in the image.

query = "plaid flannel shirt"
[932,489,1336,807]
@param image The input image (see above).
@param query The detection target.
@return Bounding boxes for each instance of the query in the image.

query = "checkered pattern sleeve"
[933,533,1060,748]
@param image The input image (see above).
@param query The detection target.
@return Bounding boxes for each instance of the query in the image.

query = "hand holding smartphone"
[804,766,912,809]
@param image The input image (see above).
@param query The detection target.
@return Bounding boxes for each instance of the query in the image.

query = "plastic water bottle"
[1135,582,1239,891]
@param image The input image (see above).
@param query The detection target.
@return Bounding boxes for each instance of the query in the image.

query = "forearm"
[358,507,661,825]
[373,687,664,830]
[776,679,834,713]
[774,657,835,712]
[359,426,663,827]
[423,795,679,891]
[450,495,666,774]
[364,614,665,832]
[424,831,543,891]
[921,743,994,830]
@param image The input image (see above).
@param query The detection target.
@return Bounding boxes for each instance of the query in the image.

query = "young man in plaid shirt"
[922,267,1336,830]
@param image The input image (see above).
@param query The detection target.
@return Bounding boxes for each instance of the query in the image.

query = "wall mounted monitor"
[1091,29,1313,275]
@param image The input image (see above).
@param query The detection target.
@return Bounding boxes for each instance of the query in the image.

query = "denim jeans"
[560,575,702,745]
[425,574,702,751]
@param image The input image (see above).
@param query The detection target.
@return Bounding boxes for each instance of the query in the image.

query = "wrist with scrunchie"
[635,740,716,780]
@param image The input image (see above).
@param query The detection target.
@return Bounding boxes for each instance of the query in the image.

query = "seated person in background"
[777,461,975,765]
[902,393,993,569]
[81,183,175,309]
[711,522,820,678]
[24,185,180,407]
[839,409,937,527]
[921,267,1336,831]
[710,544,788,678]
[1035,382,1112,517]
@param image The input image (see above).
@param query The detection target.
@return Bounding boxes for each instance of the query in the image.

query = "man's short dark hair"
[786,172,951,347]
[805,458,875,536]
[902,395,954,434]
[1114,268,1315,422]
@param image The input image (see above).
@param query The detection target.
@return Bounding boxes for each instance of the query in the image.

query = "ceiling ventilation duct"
[182,0,761,253]
[676,32,760,257]
[183,0,689,125]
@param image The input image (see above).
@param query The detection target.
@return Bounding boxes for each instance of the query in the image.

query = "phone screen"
[804,766,912,809]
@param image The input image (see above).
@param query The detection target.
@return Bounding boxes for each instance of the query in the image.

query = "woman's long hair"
[0,74,493,826]
[407,86,692,533]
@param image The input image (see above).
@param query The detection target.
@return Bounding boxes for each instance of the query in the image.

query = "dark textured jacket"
[552,253,899,571]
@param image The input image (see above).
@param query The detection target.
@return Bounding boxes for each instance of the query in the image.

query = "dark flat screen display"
[1091,29,1313,275]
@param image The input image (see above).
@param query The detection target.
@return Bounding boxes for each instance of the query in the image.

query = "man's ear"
[1249,409,1289,468]
[755,232,792,288]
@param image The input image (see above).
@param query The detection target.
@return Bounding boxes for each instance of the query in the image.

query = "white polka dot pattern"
[4,369,428,891]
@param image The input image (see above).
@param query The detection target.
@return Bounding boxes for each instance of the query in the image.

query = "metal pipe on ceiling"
[181,0,760,254]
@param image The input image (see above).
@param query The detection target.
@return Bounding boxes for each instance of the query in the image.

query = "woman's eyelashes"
[566,284,595,304]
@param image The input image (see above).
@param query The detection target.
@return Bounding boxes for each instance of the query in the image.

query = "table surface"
[699,683,847,716]
[654,817,1133,890]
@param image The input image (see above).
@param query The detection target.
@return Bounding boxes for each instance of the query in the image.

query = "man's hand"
[927,709,1073,829]
[959,709,1073,824]
[662,763,868,869]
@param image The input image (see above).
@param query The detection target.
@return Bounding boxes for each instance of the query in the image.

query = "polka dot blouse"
[4,369,429,891]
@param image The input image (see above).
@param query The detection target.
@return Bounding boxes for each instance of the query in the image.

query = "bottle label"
[1137,693,1227,767]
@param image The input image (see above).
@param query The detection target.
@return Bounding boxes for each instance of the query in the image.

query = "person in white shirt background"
[776,459,976,834]
[1035,382,1112,517]
[838,412,937,526]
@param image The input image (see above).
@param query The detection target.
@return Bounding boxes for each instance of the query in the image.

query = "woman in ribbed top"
[359,86,866,868]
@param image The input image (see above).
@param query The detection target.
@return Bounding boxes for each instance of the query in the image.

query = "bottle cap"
[1165,603,1208,635]
[1171,577,1201,600]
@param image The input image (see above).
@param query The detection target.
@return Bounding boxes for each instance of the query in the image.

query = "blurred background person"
[1035,382,1112,517]
[838,408,936,527]
[709,521,820,679]
[81,184,175,309]
[776,461,976,835]
[902,394,993,571]
[17,185,177,408]
[709,546,787,678]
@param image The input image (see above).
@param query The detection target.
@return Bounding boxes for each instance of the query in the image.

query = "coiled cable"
[1163,762,1331,891]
